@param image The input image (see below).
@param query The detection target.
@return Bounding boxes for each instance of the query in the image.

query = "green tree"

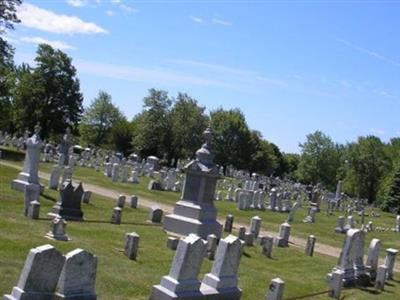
[79,91,125,147]
[169,93,208,160]
[210,108,253,170]
[343,136,390,203]
[110,119,134,155]
[296,131,341,190]
[13,44,83,138]
[247,131,279,175]
[381,165,400,213]
[132,89,172,158]
[282,152,300,179]
[0,0,21,65]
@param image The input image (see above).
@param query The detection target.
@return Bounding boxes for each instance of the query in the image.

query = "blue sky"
[4,0,400,153]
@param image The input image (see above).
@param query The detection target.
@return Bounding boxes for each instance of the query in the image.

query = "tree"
[110,119,134,155]
[132,89,172,158]
[0,0,21,65]
[381,165,400,213]
[247,131,279,175]
[282,153,300,180]
[210,108,253,170]
[169,93,208,160]
[79,90,125,147]
[296,131,341,190]
[343,136,389,203]
[13,44,84,138]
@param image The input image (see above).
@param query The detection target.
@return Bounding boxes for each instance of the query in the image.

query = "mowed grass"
[1,163,400,299]
[31,160,400,256]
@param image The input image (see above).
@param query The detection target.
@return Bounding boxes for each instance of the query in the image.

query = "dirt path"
[1,160,397,272]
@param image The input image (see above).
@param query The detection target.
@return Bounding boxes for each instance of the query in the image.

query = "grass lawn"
[1,162,400,299]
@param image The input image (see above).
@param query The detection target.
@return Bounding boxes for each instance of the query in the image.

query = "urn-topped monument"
[163,127,223,239]
[12,124,43,192]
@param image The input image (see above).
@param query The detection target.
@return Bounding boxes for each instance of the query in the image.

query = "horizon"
[5,0,400,153]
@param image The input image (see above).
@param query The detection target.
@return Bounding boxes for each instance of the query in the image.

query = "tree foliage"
[79,90,125,147]
[381,164,400,213]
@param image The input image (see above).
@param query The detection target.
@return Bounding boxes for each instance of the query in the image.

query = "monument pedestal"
[12,172,44,193]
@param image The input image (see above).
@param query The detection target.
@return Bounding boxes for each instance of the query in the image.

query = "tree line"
[1,0,400,212]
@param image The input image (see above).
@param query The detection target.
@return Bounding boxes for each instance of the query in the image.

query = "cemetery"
[1,1,400,299]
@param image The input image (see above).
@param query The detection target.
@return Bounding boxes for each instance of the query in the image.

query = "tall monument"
[12,124,43,192]
[163,127,223,239]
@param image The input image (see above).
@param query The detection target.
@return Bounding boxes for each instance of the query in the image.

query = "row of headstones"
[327,228,398,299]
[3,244,97,300]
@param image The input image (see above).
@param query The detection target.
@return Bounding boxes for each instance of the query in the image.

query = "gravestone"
[131,171,140,184]
[261,236,274,258]
[238,226,246,241]
[244,232,254,246]
[28,200,40,219]
[24,183,40,216]
[49,165,61,190]
[384,248,398,280]
[12,124,43,192]
[250,216,262,239]
[163,128,223,239]
[59,128,72,166]
[149,234,207,300]
[200,235,243,300]
[149,207,163,223]
[125,232,140,260]
[167,237,179,251]
[52,182,84,221]
[3,244,65,300]
[334,216,346,233]
[46,217,70,241]
[328,270,344,299]
[266,278,285,300]
[366,238,381,280]
[128,195,138,208]
[375,265,387,290]
[396,215,400,232]
[303,207,317,223]
[56,249,97,300]
[287,201,300,223]
[116,195,126,208]
[275,222,291,247]
[305,235,316,257]
[81,191,92,204]
[206,234,217,260]
[111,207,122,225]
[224,214,234,233]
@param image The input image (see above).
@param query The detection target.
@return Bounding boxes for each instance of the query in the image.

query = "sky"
[3,0,400,153]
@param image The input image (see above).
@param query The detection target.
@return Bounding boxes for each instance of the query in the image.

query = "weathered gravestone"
[45,217,70,241]
[149,207,163,223]
[55,249,97,300]
[51,182,84,221]
[200,235,243,300]
[149,234,207,300]
[366,238,381,280]
[163,128,222,239]
[266,278,285,300]
[24,183,40,217]
[3,244,65,300]
[384,248,398,280]
[125,232,140,260]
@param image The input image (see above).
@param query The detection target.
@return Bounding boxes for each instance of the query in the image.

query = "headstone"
[3,244,65,300]
[375,265,387,291]
[244,232,254,246]
[111,163,120,182]
[366,238,381,280]
[116,195,126,208]
[12,124,43,192]
[261,236,274,258]
[250,216,262,239]
[149,207,163,223]
[334,216,346,233]
[328,270,344,299]
[238,226,246,241]
[60,167,73,185]
[163,128,223,239]
[128,195,138,208]
[149,234,207,300]
[384,248,398,280]
[303,207,317,223]
[23,183,40,216]
[206,234,218,260]
[125,232,140,260]
[396,215,400,232]
[111,207,122,225]
[46,217,70,241]
[52,182,84,221]
[200,235,243,300]
[28,200,40,220]
[48,165,61,190]
[59,128,72,166]
[131,170,140,184]
[167,237,179,251]
[224,214,234,233]
[81,191,92,204]
[305,235,316,257]
[266,278,285,300]
[344,216,355,231]
[55,249,97,300]
[104,163,112,177]
[287,201,300,223]
[275,222,291,247]
[148,179,162,191]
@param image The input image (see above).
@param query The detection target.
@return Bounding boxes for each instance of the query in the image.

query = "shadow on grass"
[83,219,162,227]
[41,193,57,203]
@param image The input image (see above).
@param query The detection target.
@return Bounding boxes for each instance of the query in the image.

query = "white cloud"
[106,10,115,16]
[212,18,232,26]
[119,4,137,13]
[66,0,87,7]
[18,3,108,34]
[20,36,77,50]
[190,16,203,23]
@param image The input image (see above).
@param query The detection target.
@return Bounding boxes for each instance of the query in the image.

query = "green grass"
[1,162,400,299]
